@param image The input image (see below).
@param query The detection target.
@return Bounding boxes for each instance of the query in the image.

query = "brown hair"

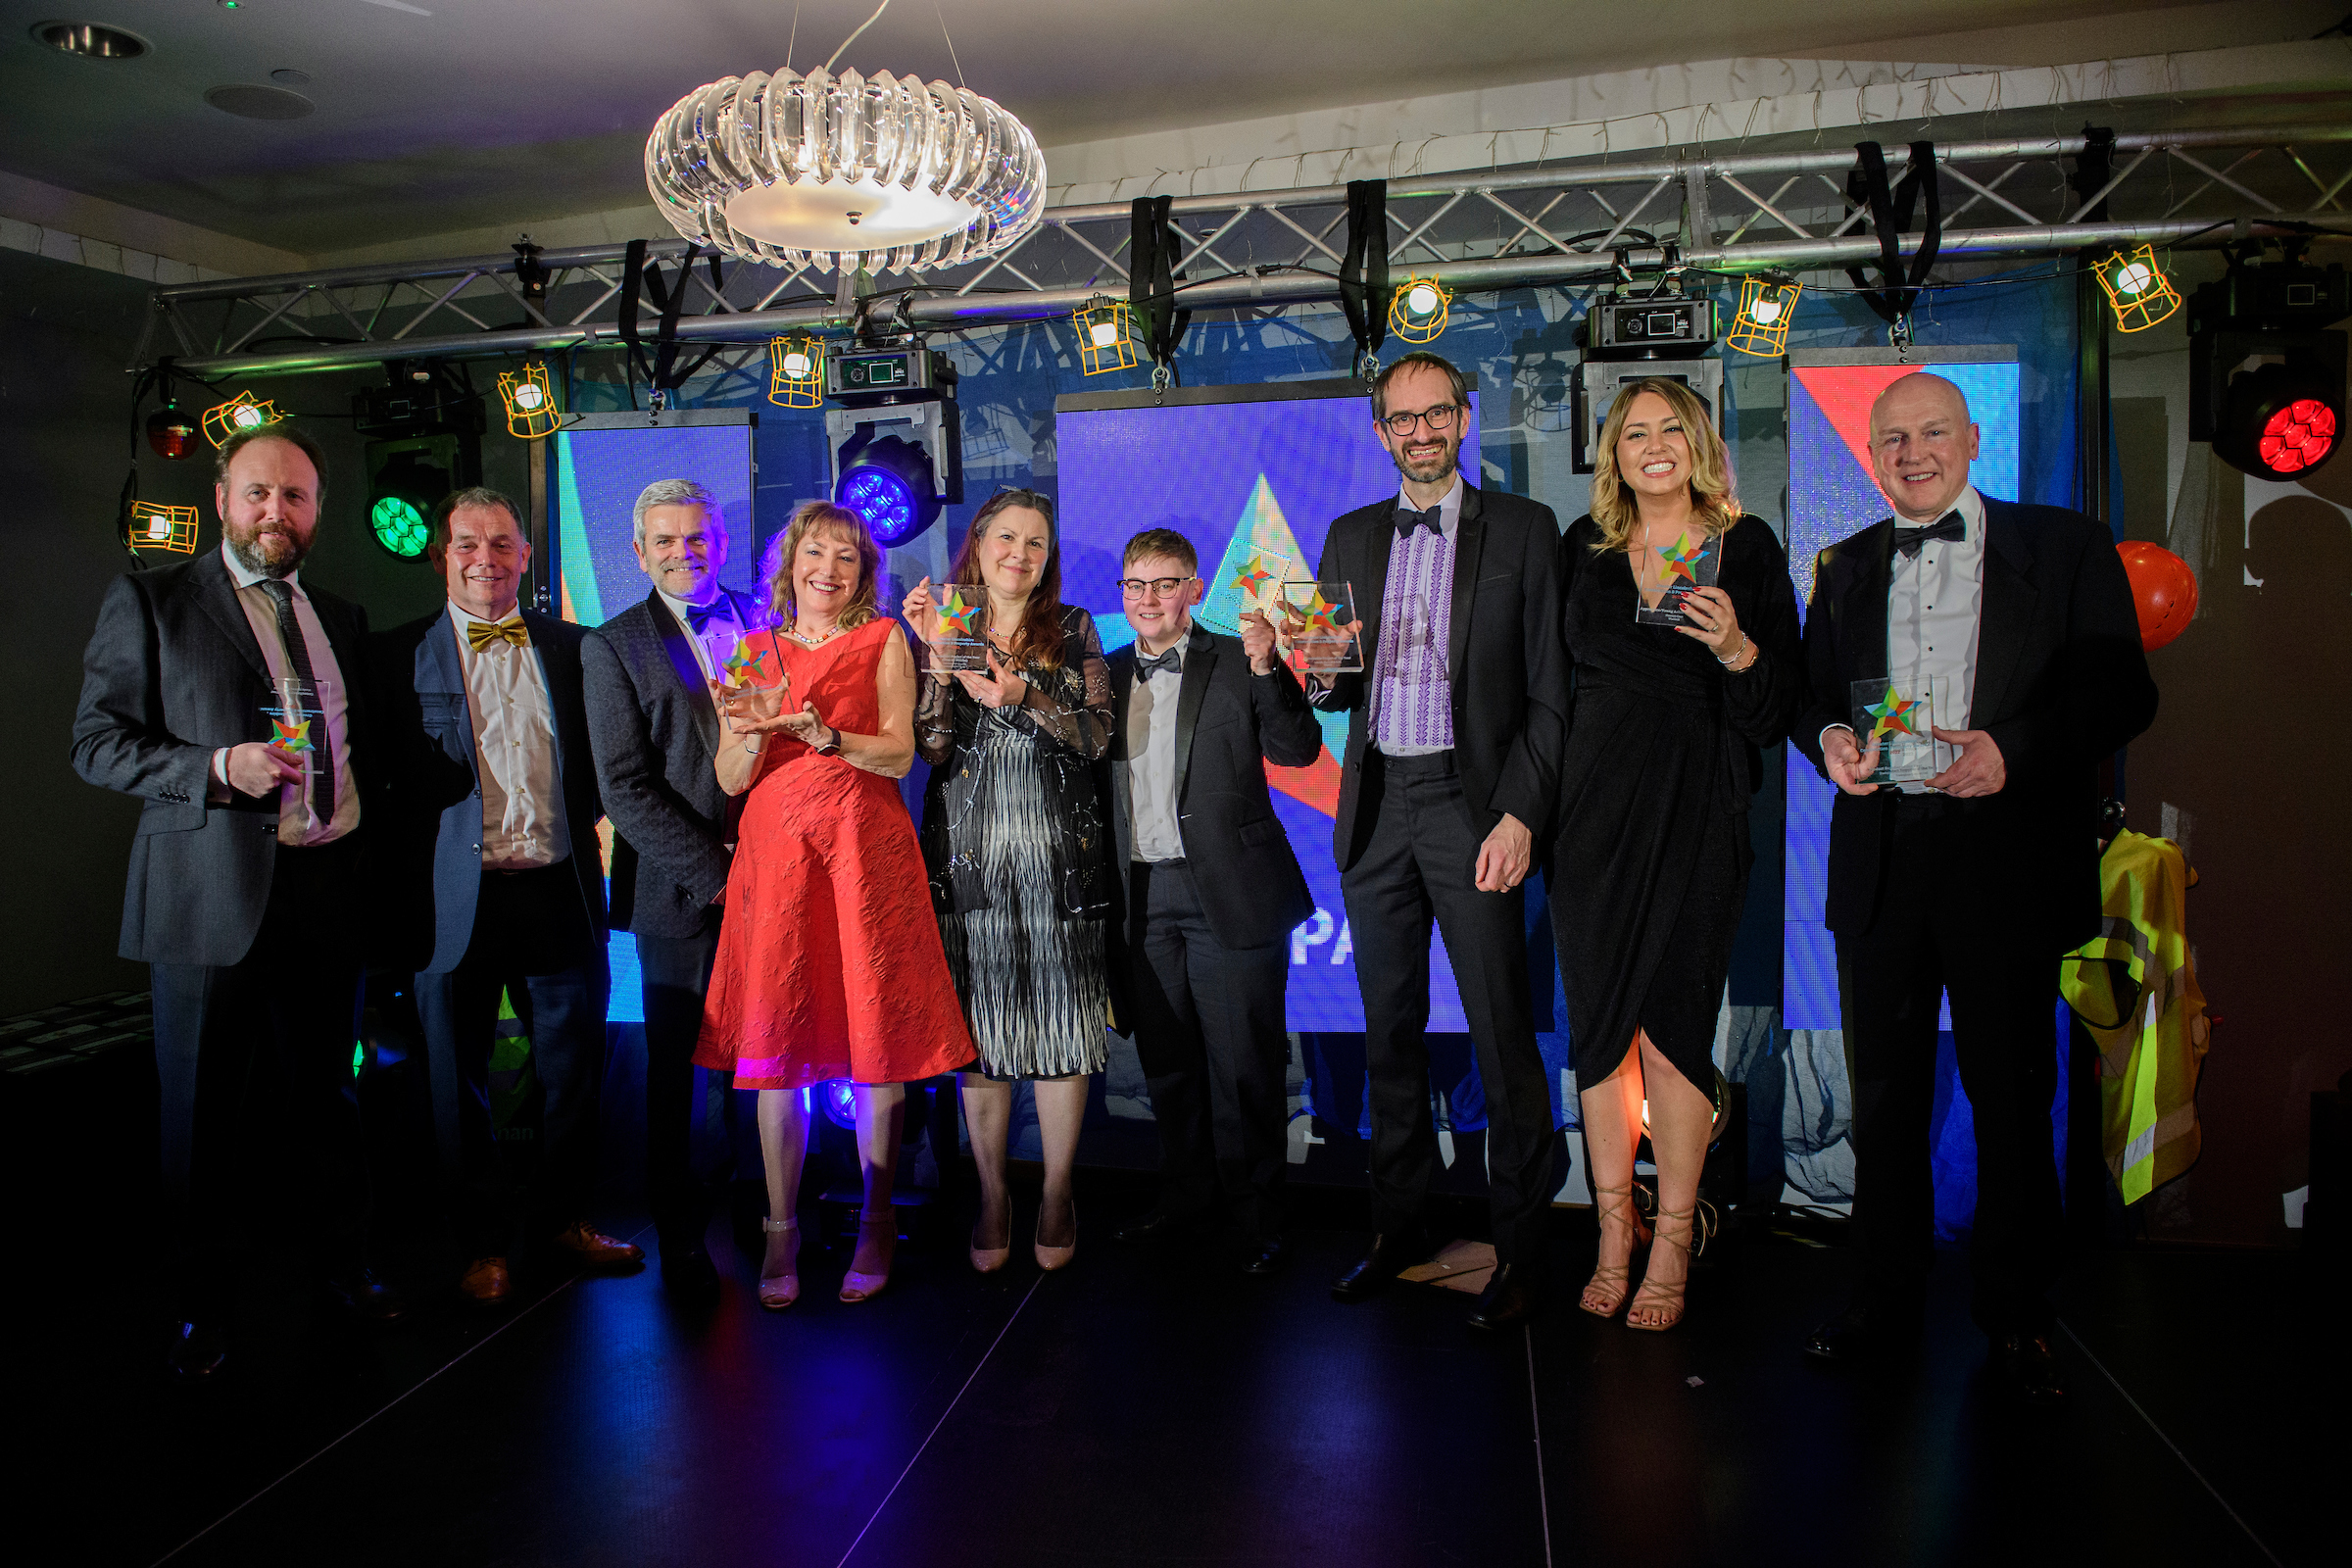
[1587,377,1740,551]
[1121,527,1198,574]
[427,486,524,553]
[950,487,1066,669]
[214,421,328,497]
[765,500,882,629]
[1370,350,1469,419]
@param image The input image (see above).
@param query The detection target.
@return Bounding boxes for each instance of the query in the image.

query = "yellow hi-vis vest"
[2059,830,2211,1203]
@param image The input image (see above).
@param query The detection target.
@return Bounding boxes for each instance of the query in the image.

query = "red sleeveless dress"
[694,617,975,1088]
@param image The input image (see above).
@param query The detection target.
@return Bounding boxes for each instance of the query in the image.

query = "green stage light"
[371,496,430,559]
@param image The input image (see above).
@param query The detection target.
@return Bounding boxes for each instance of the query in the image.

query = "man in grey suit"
[580,479,760,1298]
[72,423,399,1379]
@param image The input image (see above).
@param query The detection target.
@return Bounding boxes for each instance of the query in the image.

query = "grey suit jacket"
[71,550,372,966]
[581,588,754,939]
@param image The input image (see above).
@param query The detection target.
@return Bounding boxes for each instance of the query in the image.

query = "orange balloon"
[2116,541,2198,651]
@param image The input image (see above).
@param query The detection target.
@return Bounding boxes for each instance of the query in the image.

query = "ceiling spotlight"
[32,22,149,58]
[1388,277,1451,344]
[766,334,825,409]
[833,432,939,547]
[1728,274,1804,358]
[2220,367,2339,478]
[2096,245,2181,333]
[1072,297,1135,375]
[146,402,198,460]
[2189,248,2348,480]
[205,83,316,121]
[645,65,1046,274]
[498,363,561,438]
[202,391,281,447]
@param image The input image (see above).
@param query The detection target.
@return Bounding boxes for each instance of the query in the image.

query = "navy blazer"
[1790,497,2157,949]
[72,550,374,966]
[372,607,607,975]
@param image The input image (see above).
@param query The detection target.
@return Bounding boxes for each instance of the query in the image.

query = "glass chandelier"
[645,67,1046,275]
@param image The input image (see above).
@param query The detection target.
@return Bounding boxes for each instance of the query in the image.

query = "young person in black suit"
[72,423,398,1378]
[580,478,762,1298]
[1792,372,2157,1401]
[1102,528,1326,1273]
[1311,351,1571,1330]
[375,489,639,1306]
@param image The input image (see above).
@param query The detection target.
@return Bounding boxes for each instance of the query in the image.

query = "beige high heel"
[757,1217,800,1310]
[1580,1183,1653,1318]
[839,1214,897,1303]
[1033,1197,1076,1272]
[1626,1200,1715,1332]
[969,1207,1012,1274]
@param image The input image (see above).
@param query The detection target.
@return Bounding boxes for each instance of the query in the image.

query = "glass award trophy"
[1849,675,1954,785]
[707,626,787,732]
[260,675,330,832]
[922,584,991,675]
[1225,551,1292,615]
[1278,579,1365,677]
[1634,528,1722,626]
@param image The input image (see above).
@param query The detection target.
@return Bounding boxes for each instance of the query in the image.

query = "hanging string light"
[126,501,199,553]
[1072,297,1136,375]
[1388,277,1451,343]
[767,335,825,408]
[497,363,562,438]
[201,391,280,448]
[1727,274,1804,358]
[2095,245,2182,332]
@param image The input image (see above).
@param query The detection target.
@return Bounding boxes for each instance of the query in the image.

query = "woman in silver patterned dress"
[904,489,1114,1275]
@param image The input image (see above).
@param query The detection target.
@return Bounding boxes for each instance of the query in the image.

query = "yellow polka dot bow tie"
[466,616,531,652]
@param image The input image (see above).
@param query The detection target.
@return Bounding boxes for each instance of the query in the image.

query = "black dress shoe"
[1112,1206,1200,1245]
[662,1243,720,1302]
[169,1319,226,1381]
[1992,1333,2068,1404]
[1331,1231,1426,1301]
[1466,1263,1541,1332]
[1239,1237,1289,1276]
[1804,1301,1923,1363]
[323,1267,408,1324]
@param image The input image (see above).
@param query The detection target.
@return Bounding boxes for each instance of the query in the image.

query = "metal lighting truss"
[131,123,2352,380]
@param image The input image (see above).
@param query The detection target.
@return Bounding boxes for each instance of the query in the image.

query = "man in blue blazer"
[1791,372,2157,1400]
[375,487,640,1306]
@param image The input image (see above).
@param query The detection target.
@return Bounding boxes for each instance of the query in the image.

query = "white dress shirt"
[211,543,362,846]
[659,586,743,683]
[450,603,569,870]
[1127,633,1187,863]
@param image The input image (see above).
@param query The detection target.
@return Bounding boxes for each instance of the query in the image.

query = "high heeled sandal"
[969,1208,1012,1275]
[839,1214,897,1303]
[757,1217,800,1311]
[1033,1198,1076,1273]
[1579,1183,1654,1318]
[1625,1200,1715,1333]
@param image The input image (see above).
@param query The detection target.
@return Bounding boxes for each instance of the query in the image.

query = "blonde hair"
[764,500,882,629]
[1587,378,1740,551]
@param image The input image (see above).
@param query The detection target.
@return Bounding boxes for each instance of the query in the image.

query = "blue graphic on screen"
[1058,389,1480,1032]
[1782,362,2020,1029]
[554,420,756,1024]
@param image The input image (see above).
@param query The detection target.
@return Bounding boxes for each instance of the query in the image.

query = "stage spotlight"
[767,335,824,409]
[824,342,962,549]
[1073,297,1136,375]
[201,391,280,448]
[833,431,938,547]
[365,440,458,560]
[1389,277,1451,344]
[146,402,198,460]
[2094,245,2181,333]
[498,363,561,438]
[2188,249,2347,480]
[2220,364,2339,477]
[818,1080,858,1131]
[126,501,198,554]
[1727,274,1803,358]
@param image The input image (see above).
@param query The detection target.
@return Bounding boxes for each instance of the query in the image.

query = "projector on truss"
[825,342,963,548]
[1587,292,1719,362]
[1573,276,1724,473]
[2187,243,2346,480]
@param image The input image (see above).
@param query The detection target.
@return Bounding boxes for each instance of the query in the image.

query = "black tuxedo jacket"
[1103,622,1326,952]
[370,608,607,975]
[1790,497,2157,949]
[1311,481,1569,870]
[580,588,759,939]
[72,550,374,966]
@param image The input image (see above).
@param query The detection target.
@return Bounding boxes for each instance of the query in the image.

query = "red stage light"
[2257,398,2335,474]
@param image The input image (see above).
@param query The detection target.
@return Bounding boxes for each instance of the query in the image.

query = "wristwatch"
[814,726,843,756]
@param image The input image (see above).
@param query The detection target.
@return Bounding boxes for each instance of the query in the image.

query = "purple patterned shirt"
[1370,479,1458,754]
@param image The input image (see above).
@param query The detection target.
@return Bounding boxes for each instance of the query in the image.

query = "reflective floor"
[17,1158,2333,1568]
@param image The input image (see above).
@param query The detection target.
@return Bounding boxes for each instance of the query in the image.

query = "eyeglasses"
[1116,574,1196,598]
[1379,403,1461,436]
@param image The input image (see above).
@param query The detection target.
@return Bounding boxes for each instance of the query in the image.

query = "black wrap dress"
[1549,514,1802,1097]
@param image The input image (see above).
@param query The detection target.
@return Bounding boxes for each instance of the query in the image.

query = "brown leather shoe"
[553,1221,645,1272]
[459,1256,512,1306]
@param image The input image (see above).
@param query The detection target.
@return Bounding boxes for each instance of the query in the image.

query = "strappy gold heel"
[1580,1183,1652,1318]
[1626,1200,1715,1332]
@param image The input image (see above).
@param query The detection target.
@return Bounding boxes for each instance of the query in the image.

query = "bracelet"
[743,738,761,755]
[1717,636,1753,668]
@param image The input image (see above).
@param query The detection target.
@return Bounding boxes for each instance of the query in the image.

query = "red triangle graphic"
[1794,365,1919,492]
[1265,750,1341,816]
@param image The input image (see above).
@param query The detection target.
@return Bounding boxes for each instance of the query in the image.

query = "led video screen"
[1057,383,1482,1032]
[1782,353,2020,1029]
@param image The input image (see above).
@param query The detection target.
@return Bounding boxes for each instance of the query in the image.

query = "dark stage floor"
[16,1165,2335,1568]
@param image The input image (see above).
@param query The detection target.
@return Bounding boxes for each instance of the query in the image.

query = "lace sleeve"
[914,669,957,766]
[1011,609,1113,760]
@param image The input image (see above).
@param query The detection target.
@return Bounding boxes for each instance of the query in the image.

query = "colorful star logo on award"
[1198,474,1347,811]
[270,716,314,754]
[1659,532,1704,583]
[722,641,774,686]
[935,587,983,638]
[1863,683,1926,740]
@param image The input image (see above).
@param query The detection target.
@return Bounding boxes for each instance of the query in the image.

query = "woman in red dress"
[695,501,974,1310]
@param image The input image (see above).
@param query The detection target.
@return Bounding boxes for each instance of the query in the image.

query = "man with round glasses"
[1312,350,1569,1330]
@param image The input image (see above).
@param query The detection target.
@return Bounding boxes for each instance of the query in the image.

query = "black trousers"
[635,906,733,1250]
[1127,859,1292,1241]
[1835,796,2062,1337]
[149,834,369,1316]
[1343,752,1557,1265]
[416,861,608,1258]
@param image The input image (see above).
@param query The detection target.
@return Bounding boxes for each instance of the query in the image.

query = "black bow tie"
[1396,505,1444,538]
[682,598,738,634]
[1135,647,1183,681]
[1892,513,1965,559]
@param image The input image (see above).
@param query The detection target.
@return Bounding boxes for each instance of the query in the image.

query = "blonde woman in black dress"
[1551,380,1801,1330]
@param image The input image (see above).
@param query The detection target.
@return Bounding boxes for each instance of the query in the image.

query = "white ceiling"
[0,0,2335,258]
